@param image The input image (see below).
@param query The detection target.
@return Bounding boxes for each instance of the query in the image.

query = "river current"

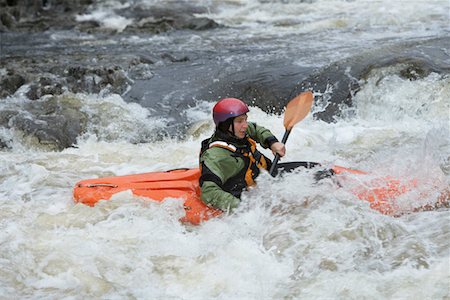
[0,0,449,299]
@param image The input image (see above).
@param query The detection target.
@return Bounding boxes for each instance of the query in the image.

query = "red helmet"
[212,98,249,126]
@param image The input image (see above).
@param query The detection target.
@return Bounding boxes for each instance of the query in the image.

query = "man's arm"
[246,122,279,148]
[200,181,240,212]
[199,148,244,211]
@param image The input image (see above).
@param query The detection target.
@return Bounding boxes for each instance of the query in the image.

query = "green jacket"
[199,122,278,211]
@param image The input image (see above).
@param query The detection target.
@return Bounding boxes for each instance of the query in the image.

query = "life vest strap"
[209,141,237,152]
[205,138,270,191]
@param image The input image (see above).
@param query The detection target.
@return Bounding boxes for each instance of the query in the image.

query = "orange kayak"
[73,165,436,224]
[73,168,221,224]
[332,166,418,215]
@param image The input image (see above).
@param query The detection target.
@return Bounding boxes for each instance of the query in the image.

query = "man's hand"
[270,142,286,157]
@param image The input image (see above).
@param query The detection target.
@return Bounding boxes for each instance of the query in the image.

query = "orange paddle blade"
[283,91,314,130]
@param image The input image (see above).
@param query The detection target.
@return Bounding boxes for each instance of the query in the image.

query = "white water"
[1,0,449,299]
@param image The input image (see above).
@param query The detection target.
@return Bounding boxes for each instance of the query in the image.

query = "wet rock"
[123,38,450,131]
[8,95,88,150]
[127,56,155,80]
[0,10,15,30]
[296,61,359,122]
[0,109,18,125]
[64,66,132,95]
[184,17,220,31]
[293,39,450,122]
[0,138,7,149]
[1,57,135,99]
[74,20,100,33]
[125,15,220,34]
[0,71,25,98]
[129,55,156,66]
[120,2,221,34]
[128,64,154,81]
[124,56,314,139]
[0,0,93,32]
[130,17,175,34]
[399,63,430,81]
[26,76,65,100]
[161,53,190,63]
[192,62,314,114]
[360,58,437,82]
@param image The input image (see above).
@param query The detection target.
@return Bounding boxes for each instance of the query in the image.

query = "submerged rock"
[2,95,88,150]
[0,70,25,98]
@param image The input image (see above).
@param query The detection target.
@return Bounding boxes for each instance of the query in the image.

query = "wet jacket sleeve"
[200,181,240,211]
[246,122,279,148]
[200,148,244,211]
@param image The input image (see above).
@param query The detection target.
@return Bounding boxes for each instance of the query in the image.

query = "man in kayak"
[199,98,286,212]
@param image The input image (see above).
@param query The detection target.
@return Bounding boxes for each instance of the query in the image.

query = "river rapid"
[1,0,449,299]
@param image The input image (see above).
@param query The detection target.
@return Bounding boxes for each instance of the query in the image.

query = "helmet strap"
[229,121,235,136]
[218,117,234,135]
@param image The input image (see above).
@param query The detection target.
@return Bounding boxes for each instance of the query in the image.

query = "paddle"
[269,91,314,176]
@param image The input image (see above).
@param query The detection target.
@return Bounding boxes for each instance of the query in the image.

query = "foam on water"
[75,1,133,32]
[203,0,448,31]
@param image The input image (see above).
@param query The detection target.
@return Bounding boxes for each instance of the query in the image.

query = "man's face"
[231,114,248,139]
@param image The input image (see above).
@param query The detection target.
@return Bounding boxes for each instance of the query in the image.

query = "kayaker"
[199,97,286,212]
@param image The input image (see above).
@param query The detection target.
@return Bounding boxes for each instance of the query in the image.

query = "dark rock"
[0,57,134,99]
[161,53,190,63]
[0,10,15,29]
[123,38,449,132]
[293,40,450,122]
[119,2,221,34]
[124,56,314,138]
[9,95,88,150]
[130,55,155,65]
[0,138,8,149]
[0,0,92,32]
[399,64,430,81]
[75,20,101,33]
[131,17,175,34]
[0,109,18,125]
[128,64,154,80]
[183,17,220,31]
[129,15,220,33]
[26,76,64,100]
[0,72,26,98]
[193,62,314,114]
[64,65,132,95]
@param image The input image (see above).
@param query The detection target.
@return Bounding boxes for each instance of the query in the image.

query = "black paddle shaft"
[269,129,291,176]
